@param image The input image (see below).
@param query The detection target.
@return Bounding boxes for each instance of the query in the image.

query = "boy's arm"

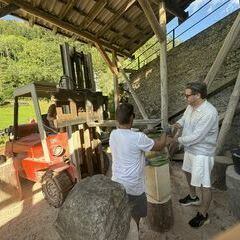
[151,133,173,151]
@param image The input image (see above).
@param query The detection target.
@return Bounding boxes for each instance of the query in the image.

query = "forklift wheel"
[42,171,74,208]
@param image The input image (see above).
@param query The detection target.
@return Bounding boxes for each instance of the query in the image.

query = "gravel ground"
[0,161,238,240]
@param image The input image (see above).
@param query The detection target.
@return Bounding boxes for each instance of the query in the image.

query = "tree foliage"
[0,20,113,102]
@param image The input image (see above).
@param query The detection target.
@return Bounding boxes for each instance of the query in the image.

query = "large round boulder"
[55,174,131,240]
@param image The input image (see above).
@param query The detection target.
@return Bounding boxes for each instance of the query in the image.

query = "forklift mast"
[60,43,96,91]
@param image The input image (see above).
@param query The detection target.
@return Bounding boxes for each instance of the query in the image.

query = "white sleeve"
[137,133,154,152]
[176,106,189,127]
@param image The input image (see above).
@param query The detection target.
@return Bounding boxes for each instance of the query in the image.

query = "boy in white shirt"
[110,103,172,229]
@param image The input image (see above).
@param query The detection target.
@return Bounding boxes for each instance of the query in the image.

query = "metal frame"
[13,82,56,162]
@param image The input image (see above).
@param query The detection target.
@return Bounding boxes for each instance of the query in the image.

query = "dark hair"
[186,82,207,99]
[116,103,135,124]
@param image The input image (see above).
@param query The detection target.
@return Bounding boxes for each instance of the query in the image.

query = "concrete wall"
[128,11,240,151]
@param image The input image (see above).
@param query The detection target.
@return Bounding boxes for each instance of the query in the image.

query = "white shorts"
[182,152,214,188]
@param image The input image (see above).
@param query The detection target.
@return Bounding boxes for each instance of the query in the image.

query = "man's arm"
[177,113,218,147]
[151,133,173,151]
[174,106,189,129]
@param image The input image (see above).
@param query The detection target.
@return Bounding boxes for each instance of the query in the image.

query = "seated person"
[46,103,57,129]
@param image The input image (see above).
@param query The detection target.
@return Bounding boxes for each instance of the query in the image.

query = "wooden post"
[112,50,119,111]
[159,1,168,130]
[95,42,149,120]
[137,0,164,43]
[117,61,149,120]
[216,67,240,155]
[204,12,240,89]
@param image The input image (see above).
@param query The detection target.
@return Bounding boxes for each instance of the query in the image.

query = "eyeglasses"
[184,94,194,98]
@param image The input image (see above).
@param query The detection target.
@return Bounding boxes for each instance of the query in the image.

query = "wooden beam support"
[119,28,150,52]
[151,0,188,22]
[137,0,165,42]
[110,12,145,45]
[52,0,77,35]
[216,67,240,155]
[159,1,168,129]
[1,0,132,58]
[95,41,149,119]
[94,42,118,75]
[117,60,149,120]
[204,12,240,89]
[28,0,36,27]
[0,3,19,18]
[112,50,119,111]
[96,0,136,38]
[80,0,107,30]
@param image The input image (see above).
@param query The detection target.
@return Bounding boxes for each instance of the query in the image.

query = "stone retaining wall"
[128,11,240,151]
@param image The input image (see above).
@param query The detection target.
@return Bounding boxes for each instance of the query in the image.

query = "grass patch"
[0,100,49,130]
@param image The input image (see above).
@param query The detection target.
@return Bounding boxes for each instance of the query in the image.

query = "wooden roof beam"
[80,0,107,30]
[96,0,136,38]
[151,0,188,23]
[119,29,151,52]
[110,13,145,45]
[28,0,37,27]
[137,0,165,42]
[52,0,77,35]
[0,3,19,18]
[1,0,132,58]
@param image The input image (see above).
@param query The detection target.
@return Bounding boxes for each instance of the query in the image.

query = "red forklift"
[3,43,109,207]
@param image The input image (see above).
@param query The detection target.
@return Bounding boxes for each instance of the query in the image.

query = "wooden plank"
[110,12,144,45]
[80,0,107,30]
[95,42,149,121]
[2,0,132,58]
[204,12,240,89]
[69,100,77,116]
[96,0,136,38]
[83,126,94,176]
[159,1,168,129]
[88,119,162,127]
[112,50,119,111]
[117,60,149,120]
[94,42,118,75]
[151,0,188,22]
[52,0,77,34]
[137,0,165,42]
[0,3,19,18]
[216,67,240,155]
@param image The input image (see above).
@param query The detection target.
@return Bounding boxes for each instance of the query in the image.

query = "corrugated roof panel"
[6,0,195,57]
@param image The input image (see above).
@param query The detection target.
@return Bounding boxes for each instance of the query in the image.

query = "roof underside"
[0,0,195,57]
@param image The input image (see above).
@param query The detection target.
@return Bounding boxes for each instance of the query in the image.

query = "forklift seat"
[17,123,39,138]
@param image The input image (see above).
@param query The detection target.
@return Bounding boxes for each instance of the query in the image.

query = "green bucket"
[148,155,169,167]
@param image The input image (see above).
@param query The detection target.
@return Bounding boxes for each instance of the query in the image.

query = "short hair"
[186,82,207,99]
[116,103,134,124]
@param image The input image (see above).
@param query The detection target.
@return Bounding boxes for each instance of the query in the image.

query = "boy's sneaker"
[189,212,210,228]
[179,194,200,206]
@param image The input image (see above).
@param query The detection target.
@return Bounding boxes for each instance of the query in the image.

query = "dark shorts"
[127,192,147,219]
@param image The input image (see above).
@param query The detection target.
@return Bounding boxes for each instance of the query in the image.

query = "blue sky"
[167,0,240,42]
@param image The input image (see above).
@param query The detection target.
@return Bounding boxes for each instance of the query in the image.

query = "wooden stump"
[211,156,233,190]
[145,163,173,232]
[147,196,174,232]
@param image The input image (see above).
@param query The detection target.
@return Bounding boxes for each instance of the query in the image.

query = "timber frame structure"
[0,0,195,125]
[0,0,193,57]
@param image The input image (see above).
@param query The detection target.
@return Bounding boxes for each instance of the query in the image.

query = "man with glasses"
[173,82,218,228]
[110,103,172,230]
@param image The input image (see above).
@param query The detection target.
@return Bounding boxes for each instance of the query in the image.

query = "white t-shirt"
[110,129,154,196]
